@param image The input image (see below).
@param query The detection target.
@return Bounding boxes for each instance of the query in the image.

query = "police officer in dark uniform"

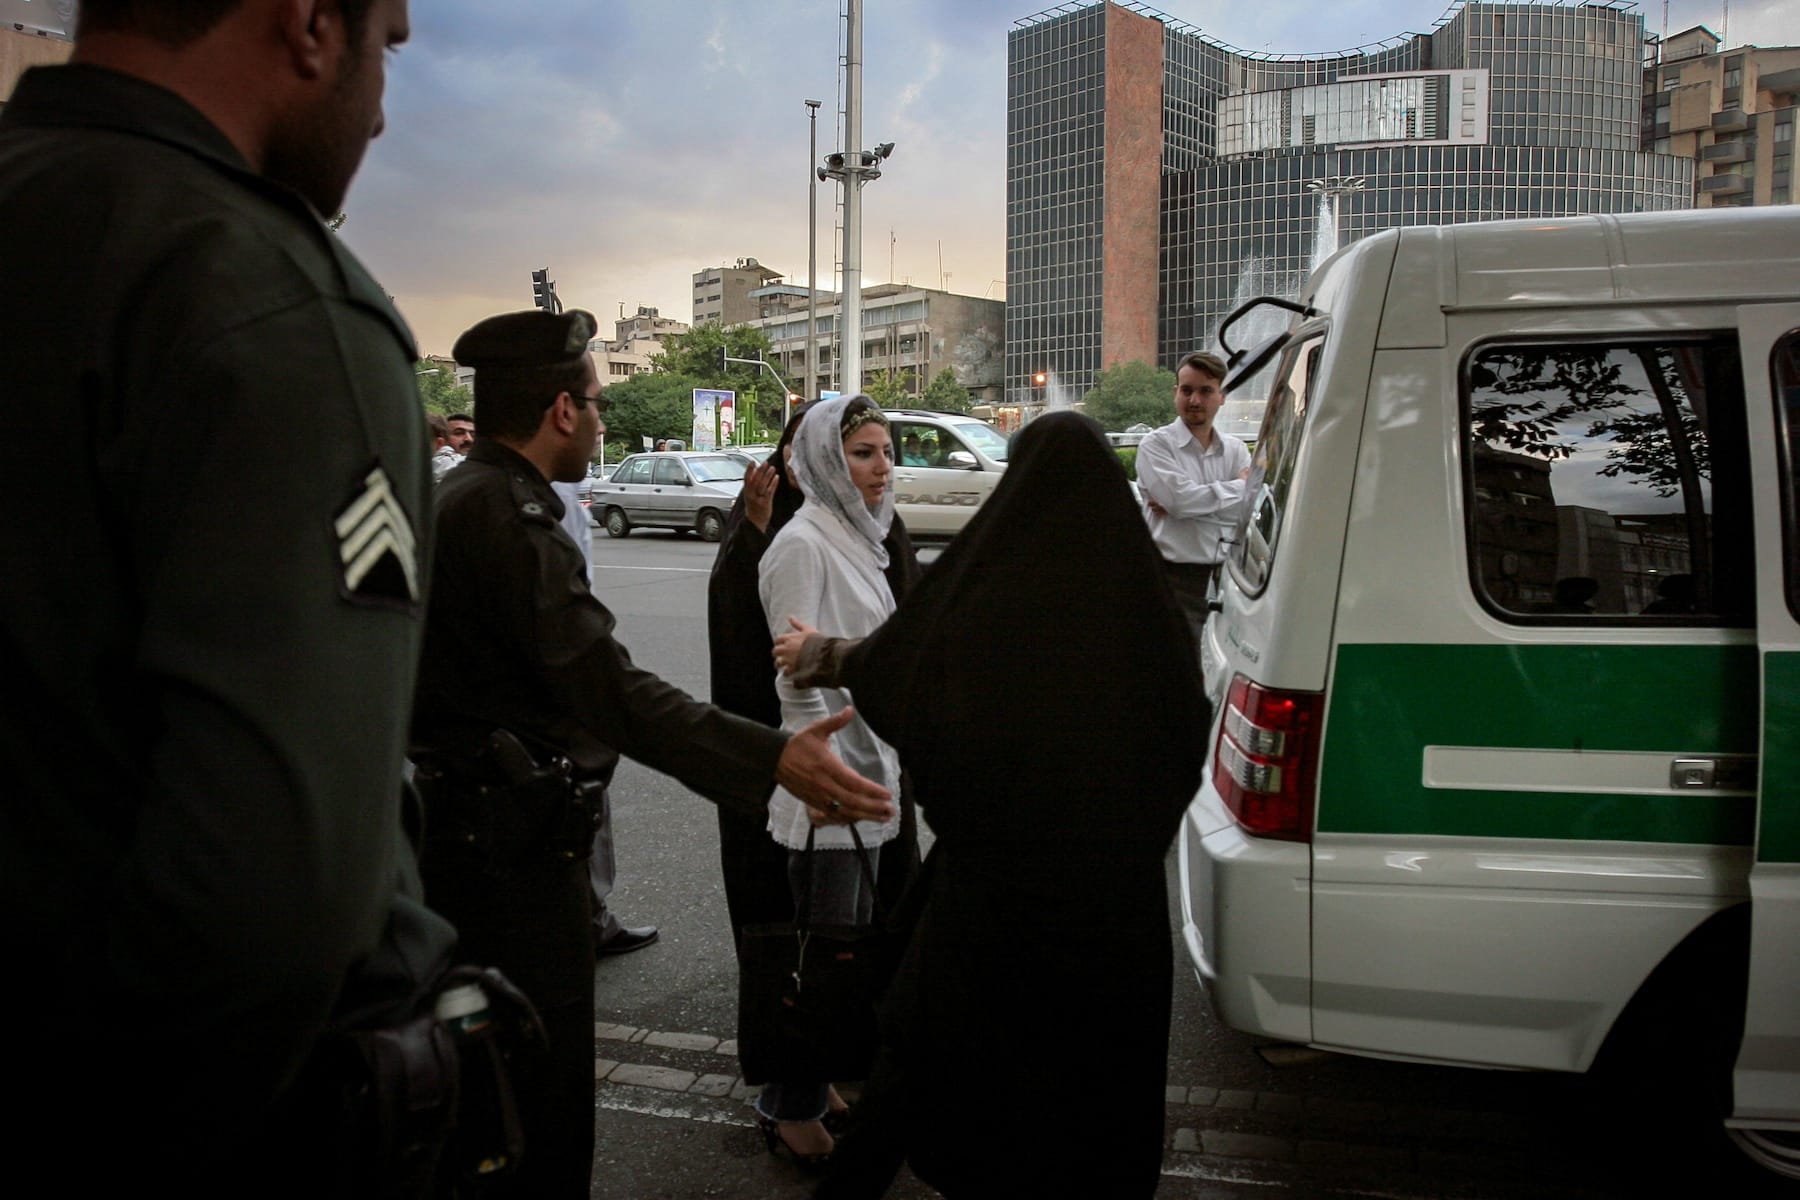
[415,309,894,1196]
[0,0,460,1190]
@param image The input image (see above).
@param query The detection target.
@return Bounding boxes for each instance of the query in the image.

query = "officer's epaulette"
[505,472,559,529]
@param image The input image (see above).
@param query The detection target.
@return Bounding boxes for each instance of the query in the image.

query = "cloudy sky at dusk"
[326,0,1796,357]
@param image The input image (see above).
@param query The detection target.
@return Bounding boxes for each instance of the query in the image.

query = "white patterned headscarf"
[789,394,895,563]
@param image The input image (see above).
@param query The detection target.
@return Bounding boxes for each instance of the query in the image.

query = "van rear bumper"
[1177,783,1313,1043]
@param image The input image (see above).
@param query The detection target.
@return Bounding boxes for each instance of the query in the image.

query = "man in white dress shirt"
[1134,351,1250,658]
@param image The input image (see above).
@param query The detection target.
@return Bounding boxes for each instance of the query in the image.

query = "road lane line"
[597,1090,752,1127]
[1159,1159,1289,1186]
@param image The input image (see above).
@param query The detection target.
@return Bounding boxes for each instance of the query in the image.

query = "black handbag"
[735,826,898,1086]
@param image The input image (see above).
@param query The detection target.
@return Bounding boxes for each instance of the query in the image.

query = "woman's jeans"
[753,845,880,1123]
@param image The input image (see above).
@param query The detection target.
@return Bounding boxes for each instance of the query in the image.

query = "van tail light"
[1212,673,1324,843]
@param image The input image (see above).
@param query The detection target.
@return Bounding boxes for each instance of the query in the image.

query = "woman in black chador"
[775,411,1208,1197]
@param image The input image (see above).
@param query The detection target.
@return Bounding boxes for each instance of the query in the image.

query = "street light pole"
[816,0,893,401]
[841,0,864,396]
[806,98,821,413]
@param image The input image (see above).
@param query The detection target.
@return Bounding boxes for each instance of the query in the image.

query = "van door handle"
[1670,756,1756,790]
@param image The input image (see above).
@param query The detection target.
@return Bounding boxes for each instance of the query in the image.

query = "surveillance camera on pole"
[818,0,893,397]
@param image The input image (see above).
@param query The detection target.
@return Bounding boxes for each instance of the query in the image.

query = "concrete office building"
[591,305,690,383]
[692,254,1004,404]
[1006,1,1695,410]
[751,281,1005,405]
[692,257,783,327]
[1645,26,1799,208]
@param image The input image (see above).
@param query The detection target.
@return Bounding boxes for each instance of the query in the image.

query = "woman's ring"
[828,799,842,813]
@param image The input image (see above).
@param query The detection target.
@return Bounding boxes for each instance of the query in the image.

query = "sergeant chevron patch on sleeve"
[335,464,420,609]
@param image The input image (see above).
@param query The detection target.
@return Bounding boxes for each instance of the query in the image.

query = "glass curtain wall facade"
[1007,1,1695,409]
[1007,5,1109,407]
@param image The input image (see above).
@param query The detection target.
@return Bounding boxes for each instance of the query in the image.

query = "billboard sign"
[692,388,733,452]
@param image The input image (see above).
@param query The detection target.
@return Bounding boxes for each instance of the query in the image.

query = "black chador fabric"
[824,412,1208,1198]
[705,417,922,937]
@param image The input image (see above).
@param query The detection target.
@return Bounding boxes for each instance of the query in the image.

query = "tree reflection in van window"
[1465,338,1750,623]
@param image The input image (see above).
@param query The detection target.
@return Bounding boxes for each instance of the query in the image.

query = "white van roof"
[1359,208,1800,349]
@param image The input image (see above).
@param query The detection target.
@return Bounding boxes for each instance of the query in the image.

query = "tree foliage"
[598,371,704,457]
[865,369,915,408]
[650,323,787,433]
[415,361,473,417]
[920,368,973,414]
[1080,360,1175,432]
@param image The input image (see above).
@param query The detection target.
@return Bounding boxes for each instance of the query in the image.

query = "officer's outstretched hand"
[777,707,896,827]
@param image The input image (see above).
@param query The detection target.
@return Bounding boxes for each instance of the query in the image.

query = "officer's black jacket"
[413,440,786,812]
[0,64,453,1170]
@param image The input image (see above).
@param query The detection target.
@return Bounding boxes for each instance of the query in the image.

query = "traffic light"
[531,269,551,312]
[717,345,729,373]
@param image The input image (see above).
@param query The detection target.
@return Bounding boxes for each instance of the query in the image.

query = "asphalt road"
[579,527,1742,1200]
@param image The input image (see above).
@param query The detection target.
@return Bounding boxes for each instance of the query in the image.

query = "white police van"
[1179,207,1800,1180]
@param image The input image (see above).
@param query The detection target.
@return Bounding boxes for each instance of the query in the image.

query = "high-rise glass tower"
[1005,1,1695,408]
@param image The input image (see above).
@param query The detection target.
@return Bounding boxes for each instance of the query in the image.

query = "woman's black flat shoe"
[756,1114,834,1169]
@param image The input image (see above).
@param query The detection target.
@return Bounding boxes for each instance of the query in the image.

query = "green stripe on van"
[1759,652,1800,863]
[1318,643,1758,845]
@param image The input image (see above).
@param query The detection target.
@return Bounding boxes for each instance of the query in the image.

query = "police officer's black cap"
[452,310,598,370]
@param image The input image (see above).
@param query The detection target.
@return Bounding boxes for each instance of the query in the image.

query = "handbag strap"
[795,823,884,932]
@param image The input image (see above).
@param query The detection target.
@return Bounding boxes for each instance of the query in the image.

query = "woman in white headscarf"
[751,395,904,1165]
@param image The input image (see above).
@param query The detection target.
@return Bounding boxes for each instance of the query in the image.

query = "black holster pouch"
[417,730,604,877]
[297,965,545,1199]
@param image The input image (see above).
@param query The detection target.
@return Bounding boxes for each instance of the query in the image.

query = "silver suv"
[883,410,1009,537]
[591,451,747,542]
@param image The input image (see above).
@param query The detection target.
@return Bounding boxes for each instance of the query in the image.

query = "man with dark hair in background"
[0,0,460,1189]
[447,411,476,454]
[415,309,895,1195]
[428,409,461,482]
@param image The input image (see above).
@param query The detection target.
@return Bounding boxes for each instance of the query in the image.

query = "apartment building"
[1646,26,1799,207]
[589,306,690,383]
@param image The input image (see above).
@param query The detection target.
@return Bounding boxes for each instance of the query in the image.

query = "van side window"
[1464,337,1752,624]
[1773,332,1800,622]
[1231,334,1325,595]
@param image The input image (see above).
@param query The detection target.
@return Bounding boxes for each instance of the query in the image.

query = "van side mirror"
[946,450,977,470]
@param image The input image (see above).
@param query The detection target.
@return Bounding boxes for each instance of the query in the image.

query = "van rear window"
[1463,336,1751,624]
[1232,334,1325,595]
